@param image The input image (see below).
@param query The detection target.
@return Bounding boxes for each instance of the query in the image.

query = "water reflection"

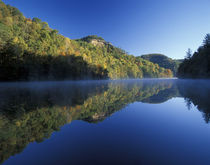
[177,80,210,123]
[0,79,210,164]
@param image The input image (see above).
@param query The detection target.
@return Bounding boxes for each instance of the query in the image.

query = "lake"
[1,79,210,165]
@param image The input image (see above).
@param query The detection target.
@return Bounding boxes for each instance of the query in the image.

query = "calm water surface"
[1,79,210,165]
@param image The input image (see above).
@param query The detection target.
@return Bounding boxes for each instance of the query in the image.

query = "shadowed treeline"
[178,34,210,78]
[0,49,108,81]
[0,79,210,164]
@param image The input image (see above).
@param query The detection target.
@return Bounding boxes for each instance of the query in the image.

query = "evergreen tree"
[185,48,192,59]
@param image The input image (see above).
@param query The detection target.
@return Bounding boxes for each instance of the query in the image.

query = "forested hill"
[177,34,210,78]
[141,54,183,76]
[0,1,173,81]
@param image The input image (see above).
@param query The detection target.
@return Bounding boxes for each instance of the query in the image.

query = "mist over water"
[1,79,210,165]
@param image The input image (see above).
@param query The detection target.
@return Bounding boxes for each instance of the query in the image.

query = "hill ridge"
[0,0,173,81]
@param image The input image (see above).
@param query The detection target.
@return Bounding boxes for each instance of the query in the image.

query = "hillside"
[141,54,183,76]
[0,1,173,81]
[177,34,210,78]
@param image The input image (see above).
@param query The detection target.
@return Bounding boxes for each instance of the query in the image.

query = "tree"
[185,48,192,59]
[32,17,42,23]
[203,34,210,48]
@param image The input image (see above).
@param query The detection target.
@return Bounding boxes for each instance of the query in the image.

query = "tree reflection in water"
[0,79,210,164]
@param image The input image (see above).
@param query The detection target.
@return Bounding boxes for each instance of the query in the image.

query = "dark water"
[1,79,210,165]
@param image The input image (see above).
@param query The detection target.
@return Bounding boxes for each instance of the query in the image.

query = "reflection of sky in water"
[1,80,210,165]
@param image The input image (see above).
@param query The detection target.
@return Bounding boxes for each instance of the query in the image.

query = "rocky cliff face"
[78,35,113,47]
[90,39,105,47]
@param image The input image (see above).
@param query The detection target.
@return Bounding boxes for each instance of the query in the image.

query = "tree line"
[177,34,210,78]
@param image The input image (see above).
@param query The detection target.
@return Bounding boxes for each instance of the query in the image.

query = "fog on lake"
[0,79,210,165]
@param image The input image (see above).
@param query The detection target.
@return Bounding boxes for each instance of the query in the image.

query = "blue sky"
[3,0,210,59]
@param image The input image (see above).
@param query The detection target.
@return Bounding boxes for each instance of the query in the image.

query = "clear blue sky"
[3,0,210,59]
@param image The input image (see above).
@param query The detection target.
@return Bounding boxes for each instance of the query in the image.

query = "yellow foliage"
[65,38,71,44]
[83,53,87,60]
[75,51,80,56]
[104,92,108,97]
[76,105,81,110]
[5,17,13,26]
[13,37,19,43]
[61,52,66,56]
[26,18,32,24]
[15,121,21,127]
[103,63,107,69]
